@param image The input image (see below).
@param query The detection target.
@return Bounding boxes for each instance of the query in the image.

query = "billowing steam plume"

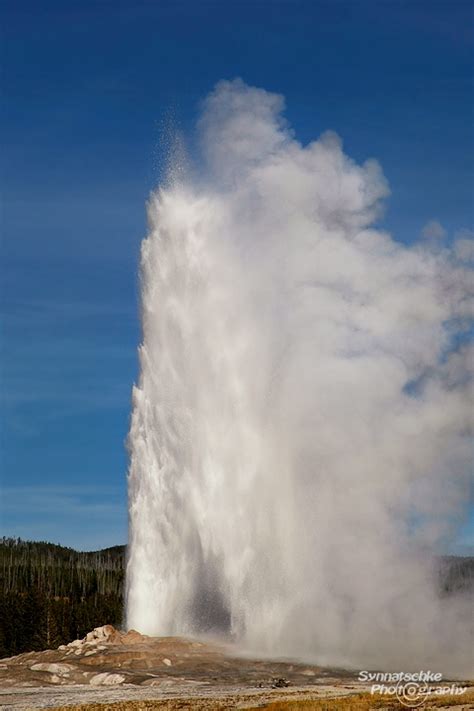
[126,80,473,675]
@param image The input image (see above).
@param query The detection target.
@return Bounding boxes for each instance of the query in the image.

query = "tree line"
[0,537,125,658]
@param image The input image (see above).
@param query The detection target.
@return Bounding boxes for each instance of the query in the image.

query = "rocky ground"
[0,627,472,710]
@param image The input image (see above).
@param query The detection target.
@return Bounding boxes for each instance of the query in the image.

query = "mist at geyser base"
[126,80,473,676]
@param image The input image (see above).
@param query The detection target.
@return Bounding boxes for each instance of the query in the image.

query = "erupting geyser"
[126,80,473,674]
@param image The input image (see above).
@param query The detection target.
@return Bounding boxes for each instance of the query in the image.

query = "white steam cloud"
[126,80,473,675]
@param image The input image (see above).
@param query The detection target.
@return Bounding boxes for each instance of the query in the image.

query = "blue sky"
[1,0,473,551]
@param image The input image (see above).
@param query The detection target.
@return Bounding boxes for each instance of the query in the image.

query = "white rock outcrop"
[85,625,117,644]
[61,625,124,656]
[89,672,126,685]
[30,663,74,675]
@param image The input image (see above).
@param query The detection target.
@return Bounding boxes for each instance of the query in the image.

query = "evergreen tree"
[0,538,125,658]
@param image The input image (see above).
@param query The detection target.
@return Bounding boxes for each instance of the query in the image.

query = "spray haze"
[126,80,473,675]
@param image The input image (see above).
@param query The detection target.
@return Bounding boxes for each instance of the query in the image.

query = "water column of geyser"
[127,80,473,675]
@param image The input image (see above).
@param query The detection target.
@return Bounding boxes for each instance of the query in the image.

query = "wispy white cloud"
[1,297,137,413]
[2,297,137,323]
[454,228,474,263]
[0,485,127,551]
[420,218,447,243]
